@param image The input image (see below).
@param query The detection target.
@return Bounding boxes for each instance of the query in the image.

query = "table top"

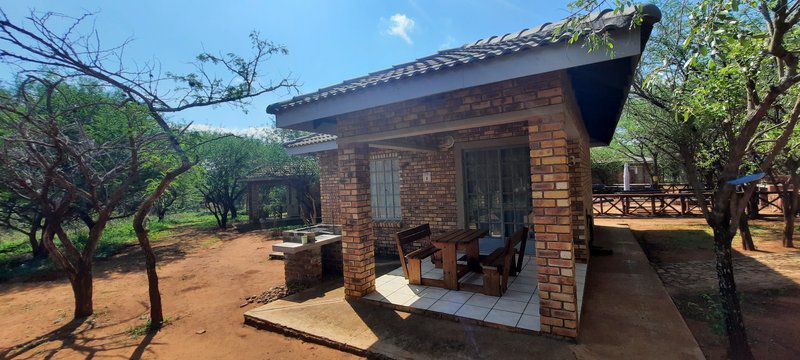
[430,229,489,245]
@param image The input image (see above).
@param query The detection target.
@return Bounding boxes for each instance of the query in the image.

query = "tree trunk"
[28,231,47,259]
[71,264,94,318]
[27,215,47,259]
[140,234,164,327]
[219,210,228,229]
[783,197,795,248]
[712,227,753,360]
[134,215,165,328]
[738,213,756,251]
[784,174,799,248]
[133,163,192,328]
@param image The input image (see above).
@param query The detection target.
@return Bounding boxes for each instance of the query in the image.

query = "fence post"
[749,190,760,219]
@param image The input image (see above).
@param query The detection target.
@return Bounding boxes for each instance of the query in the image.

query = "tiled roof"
[267,5,660,114]
[284,133,337,148]
[246,160,318,180]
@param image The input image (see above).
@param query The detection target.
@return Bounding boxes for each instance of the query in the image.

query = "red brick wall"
[335,72,564,139]
[318,150,341,225]
[319,125,531,256]
[367,122,529,256]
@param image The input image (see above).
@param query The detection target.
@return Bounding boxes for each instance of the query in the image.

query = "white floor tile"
[387,267,405,276]
[375,281,406,295]
[456,304,491,320]
[516,314,541,331]
[440,290,474,304]
[376,274,403,285]
[459,272,483,285]
[485,309,522,327]
[422,268,444,280]
[513,276,537,286]
[388,275,410,285]
[428,299,463,315]
[363,291,385,301]
[418,287,448,300]
[508,282,536,293]
[523,301,539,316]
[493,299,527,313]
[404,296,437,310]
[392,286,426,298]
[385,290,415,304]
[408,284,428,292]
[421,261,435,272]
[465,294,499,308]
[515,271,538,280]
[502,290,532,303]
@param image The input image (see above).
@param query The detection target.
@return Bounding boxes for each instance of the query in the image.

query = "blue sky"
[1,0,575,133]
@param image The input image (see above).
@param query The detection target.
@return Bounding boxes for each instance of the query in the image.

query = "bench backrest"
[394,224,432,278]
[395,224,432,249]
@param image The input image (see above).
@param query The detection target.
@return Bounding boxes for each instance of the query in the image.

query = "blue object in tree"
[726,172,765,185]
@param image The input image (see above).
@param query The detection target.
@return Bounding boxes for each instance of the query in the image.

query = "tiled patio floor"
[363,254,587,332]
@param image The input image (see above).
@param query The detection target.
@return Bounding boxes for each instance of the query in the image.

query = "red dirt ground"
[0,229,359,359]
[614,217,800,359]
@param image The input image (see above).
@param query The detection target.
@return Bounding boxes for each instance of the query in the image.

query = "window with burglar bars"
[370,157,401,220]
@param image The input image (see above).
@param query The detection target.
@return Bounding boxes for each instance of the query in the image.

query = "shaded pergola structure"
[245,162,320,227]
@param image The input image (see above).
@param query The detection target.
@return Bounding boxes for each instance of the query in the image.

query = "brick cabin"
[270,6,660,338]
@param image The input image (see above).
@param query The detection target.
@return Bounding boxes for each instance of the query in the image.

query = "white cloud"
[385,13,415,45]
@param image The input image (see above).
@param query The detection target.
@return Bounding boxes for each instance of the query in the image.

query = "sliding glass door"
[463,146,532,238]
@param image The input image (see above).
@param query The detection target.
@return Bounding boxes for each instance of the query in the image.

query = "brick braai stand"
[283,248,323,285]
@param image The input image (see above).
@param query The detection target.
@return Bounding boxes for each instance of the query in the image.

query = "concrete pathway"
[245,223,704,359]
[573,222,705,359]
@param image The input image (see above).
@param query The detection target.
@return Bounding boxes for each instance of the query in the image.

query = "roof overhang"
[274,27,644,136]
[286,139,337,155]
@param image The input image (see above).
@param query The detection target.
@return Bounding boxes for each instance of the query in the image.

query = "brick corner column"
[528,116,579,338]
[338,142,376,298]
[568,139,591,263]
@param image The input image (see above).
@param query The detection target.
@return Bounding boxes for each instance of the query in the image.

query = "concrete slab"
[245,281,572,359]
[245,224,704,359]
[573,221,705,360]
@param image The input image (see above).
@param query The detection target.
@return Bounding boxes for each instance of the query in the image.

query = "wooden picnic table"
[430,229,489,290]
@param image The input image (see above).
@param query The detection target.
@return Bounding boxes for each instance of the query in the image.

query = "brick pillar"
[338,143,376,298]
[568,140,590,263]
[529,116,579,338]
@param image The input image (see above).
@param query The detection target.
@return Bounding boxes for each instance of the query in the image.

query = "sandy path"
[0,231,359,359]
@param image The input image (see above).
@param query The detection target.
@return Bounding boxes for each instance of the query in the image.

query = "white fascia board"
[285,140,338,155]
[275,29,642,130]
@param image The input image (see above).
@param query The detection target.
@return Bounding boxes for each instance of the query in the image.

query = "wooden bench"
[395,224,440,285]
[480,227,528,296]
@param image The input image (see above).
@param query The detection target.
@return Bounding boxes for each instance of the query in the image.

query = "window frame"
[369,157,402,221]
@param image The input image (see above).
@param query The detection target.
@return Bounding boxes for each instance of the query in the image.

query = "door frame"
[454,135,530,229]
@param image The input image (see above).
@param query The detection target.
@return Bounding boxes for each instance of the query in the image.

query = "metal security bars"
[370,158,401,220]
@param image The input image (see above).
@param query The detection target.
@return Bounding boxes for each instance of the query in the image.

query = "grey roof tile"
[267,5,661,114]
[283,133,337,148]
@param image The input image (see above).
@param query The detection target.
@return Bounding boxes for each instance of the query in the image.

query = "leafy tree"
[0,185,46,258]
[565,1,800,358]
[194,135,271,228]
[0,77,160,317]
[0,9,296,327]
